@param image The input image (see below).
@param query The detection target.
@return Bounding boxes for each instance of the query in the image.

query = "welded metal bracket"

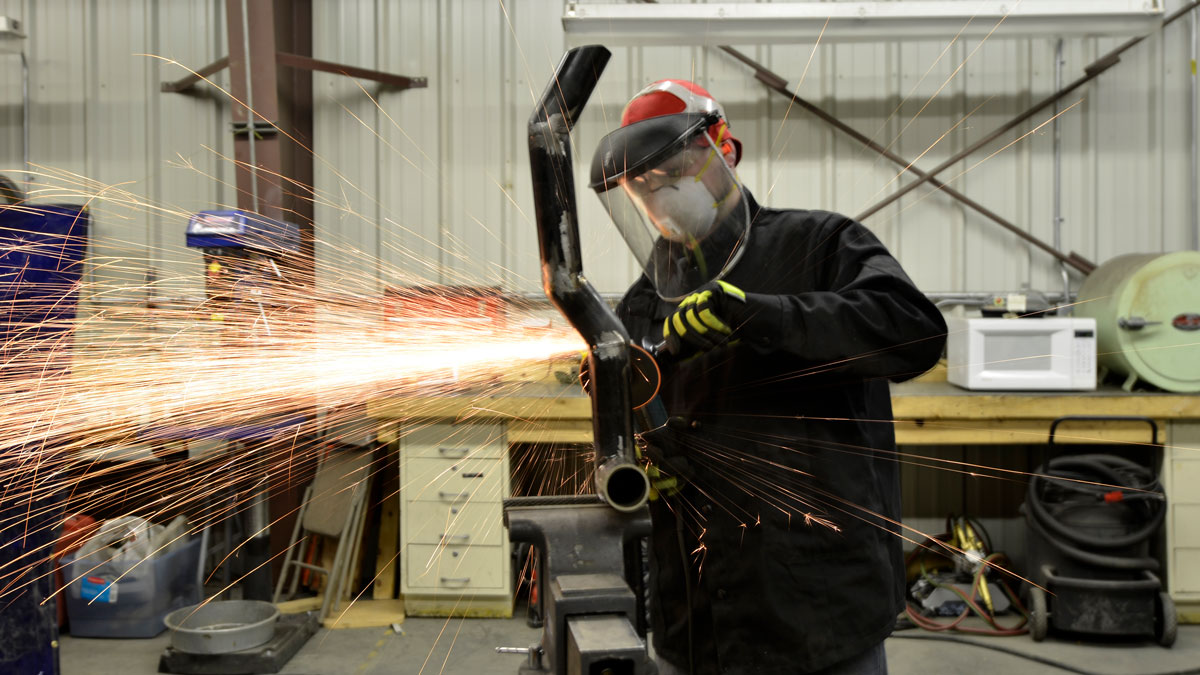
[230,120,280,138]
[161,51,427,93]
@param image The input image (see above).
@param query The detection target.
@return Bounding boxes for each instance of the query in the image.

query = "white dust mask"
[640,179,720,241]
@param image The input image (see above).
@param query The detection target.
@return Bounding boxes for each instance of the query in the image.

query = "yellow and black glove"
[641,453,682,501]
[662,279,747,356]
[637,418,694,500]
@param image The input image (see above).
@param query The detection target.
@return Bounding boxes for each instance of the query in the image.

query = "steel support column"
[272,0,315,284]
[226,0,284,223]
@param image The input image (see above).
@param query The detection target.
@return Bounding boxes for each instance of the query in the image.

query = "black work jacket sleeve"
[738,213,947,382]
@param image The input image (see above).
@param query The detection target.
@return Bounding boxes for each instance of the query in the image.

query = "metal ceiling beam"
[702,0,1200,273]
[164,2,427,280]
[276,52,427,90]
[160,56,230,93]
[564,1,1164,46]
[159,54,427,93]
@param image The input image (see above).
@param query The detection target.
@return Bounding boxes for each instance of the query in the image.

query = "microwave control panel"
[1073,328,1096,380]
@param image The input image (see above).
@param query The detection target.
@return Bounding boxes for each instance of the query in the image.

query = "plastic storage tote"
[63,535,203,638]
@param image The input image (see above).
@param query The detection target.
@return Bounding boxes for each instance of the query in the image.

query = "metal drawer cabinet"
[399,423,513,617]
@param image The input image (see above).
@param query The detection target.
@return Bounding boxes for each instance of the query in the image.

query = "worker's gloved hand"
[637,417,695,500]
[661,280,747,356]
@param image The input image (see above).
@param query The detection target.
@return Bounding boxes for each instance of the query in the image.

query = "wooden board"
[321,598,406,629]
[276,596,322,614]
[370,382,1200,425]
[367,381,1200,447]
[891,381,1200,420]
[373,495,399,600]
[893,419,1163,446]
[367,393,591,422]
[507,420,593,444]
[402,594,513,619]
[343,502,370,603]
[316,538,334,593]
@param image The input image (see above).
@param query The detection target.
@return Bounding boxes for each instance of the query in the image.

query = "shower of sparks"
[1,7,1193,669]
[2,322,584,460]
[0,166,588,611]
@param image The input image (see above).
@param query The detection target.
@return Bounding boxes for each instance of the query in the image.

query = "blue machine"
[166,210,306,605]
[163,208,306,439]
[185,210,300,254]
[0,204,89,344]
[183,209,302,335]
[0,202,89,675]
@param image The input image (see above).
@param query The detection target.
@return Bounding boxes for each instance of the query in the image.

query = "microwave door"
[974,326,1073,390]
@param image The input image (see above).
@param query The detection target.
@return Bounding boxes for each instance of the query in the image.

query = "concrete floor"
[59,614,1200,675]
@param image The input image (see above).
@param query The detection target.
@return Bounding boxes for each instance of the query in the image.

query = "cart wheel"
[1157,592,1177,648]
[1029,586,1049,642]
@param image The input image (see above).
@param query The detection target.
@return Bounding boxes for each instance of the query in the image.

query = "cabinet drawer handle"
[440,533,471,543]
[438,447,469,457]
[439,491,470,501]
[440,577,471,584]
[461,472,485,479]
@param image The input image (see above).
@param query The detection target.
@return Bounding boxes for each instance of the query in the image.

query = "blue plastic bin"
[63,535,203,638]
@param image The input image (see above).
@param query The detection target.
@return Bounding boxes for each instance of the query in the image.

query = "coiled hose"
[1026,453,1166,570]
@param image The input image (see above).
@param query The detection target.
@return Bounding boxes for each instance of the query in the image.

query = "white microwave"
[947,317,1097,391]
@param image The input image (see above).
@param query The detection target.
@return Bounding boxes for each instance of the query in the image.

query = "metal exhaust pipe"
[595,457,651,513]
[529,45,654,508]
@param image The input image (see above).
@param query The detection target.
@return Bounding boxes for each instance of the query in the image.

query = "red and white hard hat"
[621,79,743,166]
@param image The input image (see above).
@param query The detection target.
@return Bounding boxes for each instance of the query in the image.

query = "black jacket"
[617,192,947,674]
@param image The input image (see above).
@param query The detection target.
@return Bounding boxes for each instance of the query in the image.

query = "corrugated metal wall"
[2,0,1195,297]
[309,0,1200,297]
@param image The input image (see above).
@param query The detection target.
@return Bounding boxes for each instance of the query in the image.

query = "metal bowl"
[163,600,280,654]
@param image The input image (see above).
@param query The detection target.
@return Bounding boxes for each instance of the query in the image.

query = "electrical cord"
[1025,507,1160,571]
[675,508,694,675]
[888,632,1200,675]
[906,551,1030,637]
[906,519,1031,638]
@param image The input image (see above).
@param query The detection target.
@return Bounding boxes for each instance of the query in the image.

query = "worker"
[589,80,948,675]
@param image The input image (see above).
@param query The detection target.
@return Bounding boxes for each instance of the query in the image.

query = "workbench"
[367,379,1200,621]
[369,379,1200,445]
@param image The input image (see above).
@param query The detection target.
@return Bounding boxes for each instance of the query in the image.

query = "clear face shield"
[590,113,751,302]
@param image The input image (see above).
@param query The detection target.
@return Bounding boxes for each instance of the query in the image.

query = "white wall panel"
[376,0,445,287]
[884,39,966,292]
[152,0,232,299]
[312,0,384,296]
[504,0,569,292]
[0,0,25,180]
[439,0,509,287]
[1159,17,1195,253]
